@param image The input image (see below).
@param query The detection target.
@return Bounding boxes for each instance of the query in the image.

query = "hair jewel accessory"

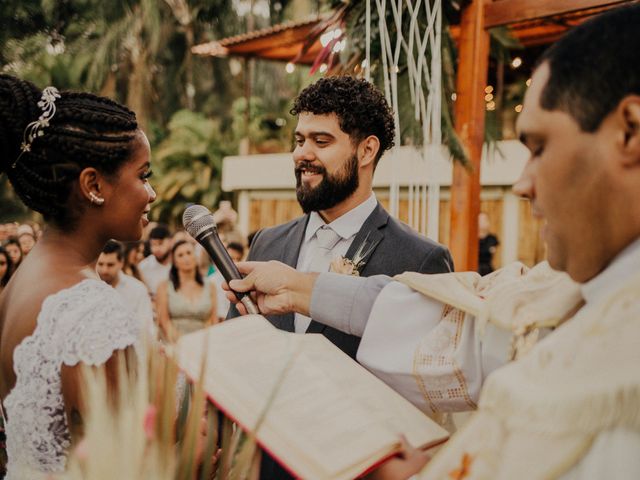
[89,192,105,206]
[12,86,61,168]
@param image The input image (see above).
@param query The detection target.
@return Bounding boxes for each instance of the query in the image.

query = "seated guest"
[156,240,217,341]
[3,238,22,273]
[139,223,172,297]
[123,240,145,282]
[96,240,155,338]
[0,246,13,294]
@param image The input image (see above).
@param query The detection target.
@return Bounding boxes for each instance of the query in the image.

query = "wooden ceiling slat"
[485,0,632,27]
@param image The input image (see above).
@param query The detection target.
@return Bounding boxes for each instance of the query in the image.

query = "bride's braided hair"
[0,74,138,228]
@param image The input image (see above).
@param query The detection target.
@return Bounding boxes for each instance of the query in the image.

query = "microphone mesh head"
[182,204,215,238]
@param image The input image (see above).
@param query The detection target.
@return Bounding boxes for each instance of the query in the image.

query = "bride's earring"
[89,192,105,206]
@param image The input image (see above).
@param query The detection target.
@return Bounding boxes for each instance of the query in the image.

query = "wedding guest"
[3,238,22,273]
[172,230,195,246]
[16,224,34,237]
[25,221,42,240]
[139,223,172,297]
[156,240,217,341]
[5,223,18,238]
[123,240,146,282]
[0,74,155,478]
[0,246,12,294]
[477,212,499,275]
[96,240,155,339]
[210,242,245,322]
[226,241,244,262]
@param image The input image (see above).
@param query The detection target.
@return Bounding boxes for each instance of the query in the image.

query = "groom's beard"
[295,155,359,214]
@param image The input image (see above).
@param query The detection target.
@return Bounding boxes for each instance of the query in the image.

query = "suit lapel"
[345,202,387,276]
[281,215,309,267]
[278,215,308,332]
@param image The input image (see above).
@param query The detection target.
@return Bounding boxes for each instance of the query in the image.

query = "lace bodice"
[3,279,140,478]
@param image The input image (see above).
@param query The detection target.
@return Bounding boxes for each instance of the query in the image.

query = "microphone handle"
[196,229,260,315]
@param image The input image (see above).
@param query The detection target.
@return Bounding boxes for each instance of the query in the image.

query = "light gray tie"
[308,226,342,273]
[295,226,341,333]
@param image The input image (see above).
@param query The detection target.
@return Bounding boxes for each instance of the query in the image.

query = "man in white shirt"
[228,6,640,479]
[138,224,172,297]
[97,240,155,339]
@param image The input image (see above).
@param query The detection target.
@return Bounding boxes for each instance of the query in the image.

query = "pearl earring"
[89,192,105,206]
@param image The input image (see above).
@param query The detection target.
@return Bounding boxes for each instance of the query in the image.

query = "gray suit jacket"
[228,202,454,358]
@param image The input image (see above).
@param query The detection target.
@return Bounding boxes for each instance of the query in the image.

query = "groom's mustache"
[295,160,326,177]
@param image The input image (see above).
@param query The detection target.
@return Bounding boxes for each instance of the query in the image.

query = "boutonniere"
[329,232,377,276]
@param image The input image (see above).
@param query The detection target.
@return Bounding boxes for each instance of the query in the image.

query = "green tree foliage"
[151,109,230,225]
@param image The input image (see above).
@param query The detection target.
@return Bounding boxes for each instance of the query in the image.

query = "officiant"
[227,6,640,478]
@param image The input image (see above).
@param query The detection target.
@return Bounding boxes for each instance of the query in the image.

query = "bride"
[0,74,155,478]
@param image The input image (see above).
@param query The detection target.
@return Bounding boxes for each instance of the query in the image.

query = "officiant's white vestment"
[310,239,640,479]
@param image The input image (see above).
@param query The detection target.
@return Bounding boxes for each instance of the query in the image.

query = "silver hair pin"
[12,86,61,168]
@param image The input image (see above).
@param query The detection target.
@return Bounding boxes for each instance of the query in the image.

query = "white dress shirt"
[294,193,378,333]
[114,271,156,339]
[138,255,171,296]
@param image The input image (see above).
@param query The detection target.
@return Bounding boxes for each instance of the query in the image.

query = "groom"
[229,76,453,360]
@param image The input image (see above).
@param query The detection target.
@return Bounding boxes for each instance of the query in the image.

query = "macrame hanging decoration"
[366,0,443,241]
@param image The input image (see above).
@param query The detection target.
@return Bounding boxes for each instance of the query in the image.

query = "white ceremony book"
[174,315,448,480]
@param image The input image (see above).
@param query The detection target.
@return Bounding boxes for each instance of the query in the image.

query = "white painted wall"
[221,140,529,191]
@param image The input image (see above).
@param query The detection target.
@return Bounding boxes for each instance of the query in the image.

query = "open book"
[174,315,448,480]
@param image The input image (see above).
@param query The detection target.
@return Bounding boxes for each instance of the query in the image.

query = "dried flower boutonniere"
[329,232,378,276]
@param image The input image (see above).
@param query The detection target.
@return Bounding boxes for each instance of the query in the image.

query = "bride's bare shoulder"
[0,261,88,395]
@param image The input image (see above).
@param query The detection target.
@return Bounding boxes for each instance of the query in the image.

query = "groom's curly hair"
[290,76,395,168]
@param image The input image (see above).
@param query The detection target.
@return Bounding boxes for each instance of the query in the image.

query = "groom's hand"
[223,261,317,316]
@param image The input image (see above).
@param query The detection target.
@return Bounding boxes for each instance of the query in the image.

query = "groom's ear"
[359,135,380,168]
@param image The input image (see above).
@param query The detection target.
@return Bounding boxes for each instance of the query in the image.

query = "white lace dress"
[2,279,140,479]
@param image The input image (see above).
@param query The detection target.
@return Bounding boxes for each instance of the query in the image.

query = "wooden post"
[449,0,490,272]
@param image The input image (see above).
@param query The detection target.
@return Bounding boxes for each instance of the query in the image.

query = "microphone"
[182,204,259,315]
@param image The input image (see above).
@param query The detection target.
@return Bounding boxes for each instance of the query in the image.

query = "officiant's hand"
[364,436,430,480]
[224,261,317,316]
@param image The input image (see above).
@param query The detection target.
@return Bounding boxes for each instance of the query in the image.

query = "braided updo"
[0,74,138,229]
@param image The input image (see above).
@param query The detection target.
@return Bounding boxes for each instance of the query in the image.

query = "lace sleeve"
[52,279,141,367]
[3,279,141,477]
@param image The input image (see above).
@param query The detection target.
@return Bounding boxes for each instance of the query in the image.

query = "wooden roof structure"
[192,2,632,64]
[192,15,334,64]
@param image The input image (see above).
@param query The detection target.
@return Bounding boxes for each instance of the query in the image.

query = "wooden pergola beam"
[450,0,490,272]
[484,0,631,28]
[450,0,635,271]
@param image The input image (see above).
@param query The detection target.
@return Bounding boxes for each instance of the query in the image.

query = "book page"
[175,315,448,479]
[301,335,448,449]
